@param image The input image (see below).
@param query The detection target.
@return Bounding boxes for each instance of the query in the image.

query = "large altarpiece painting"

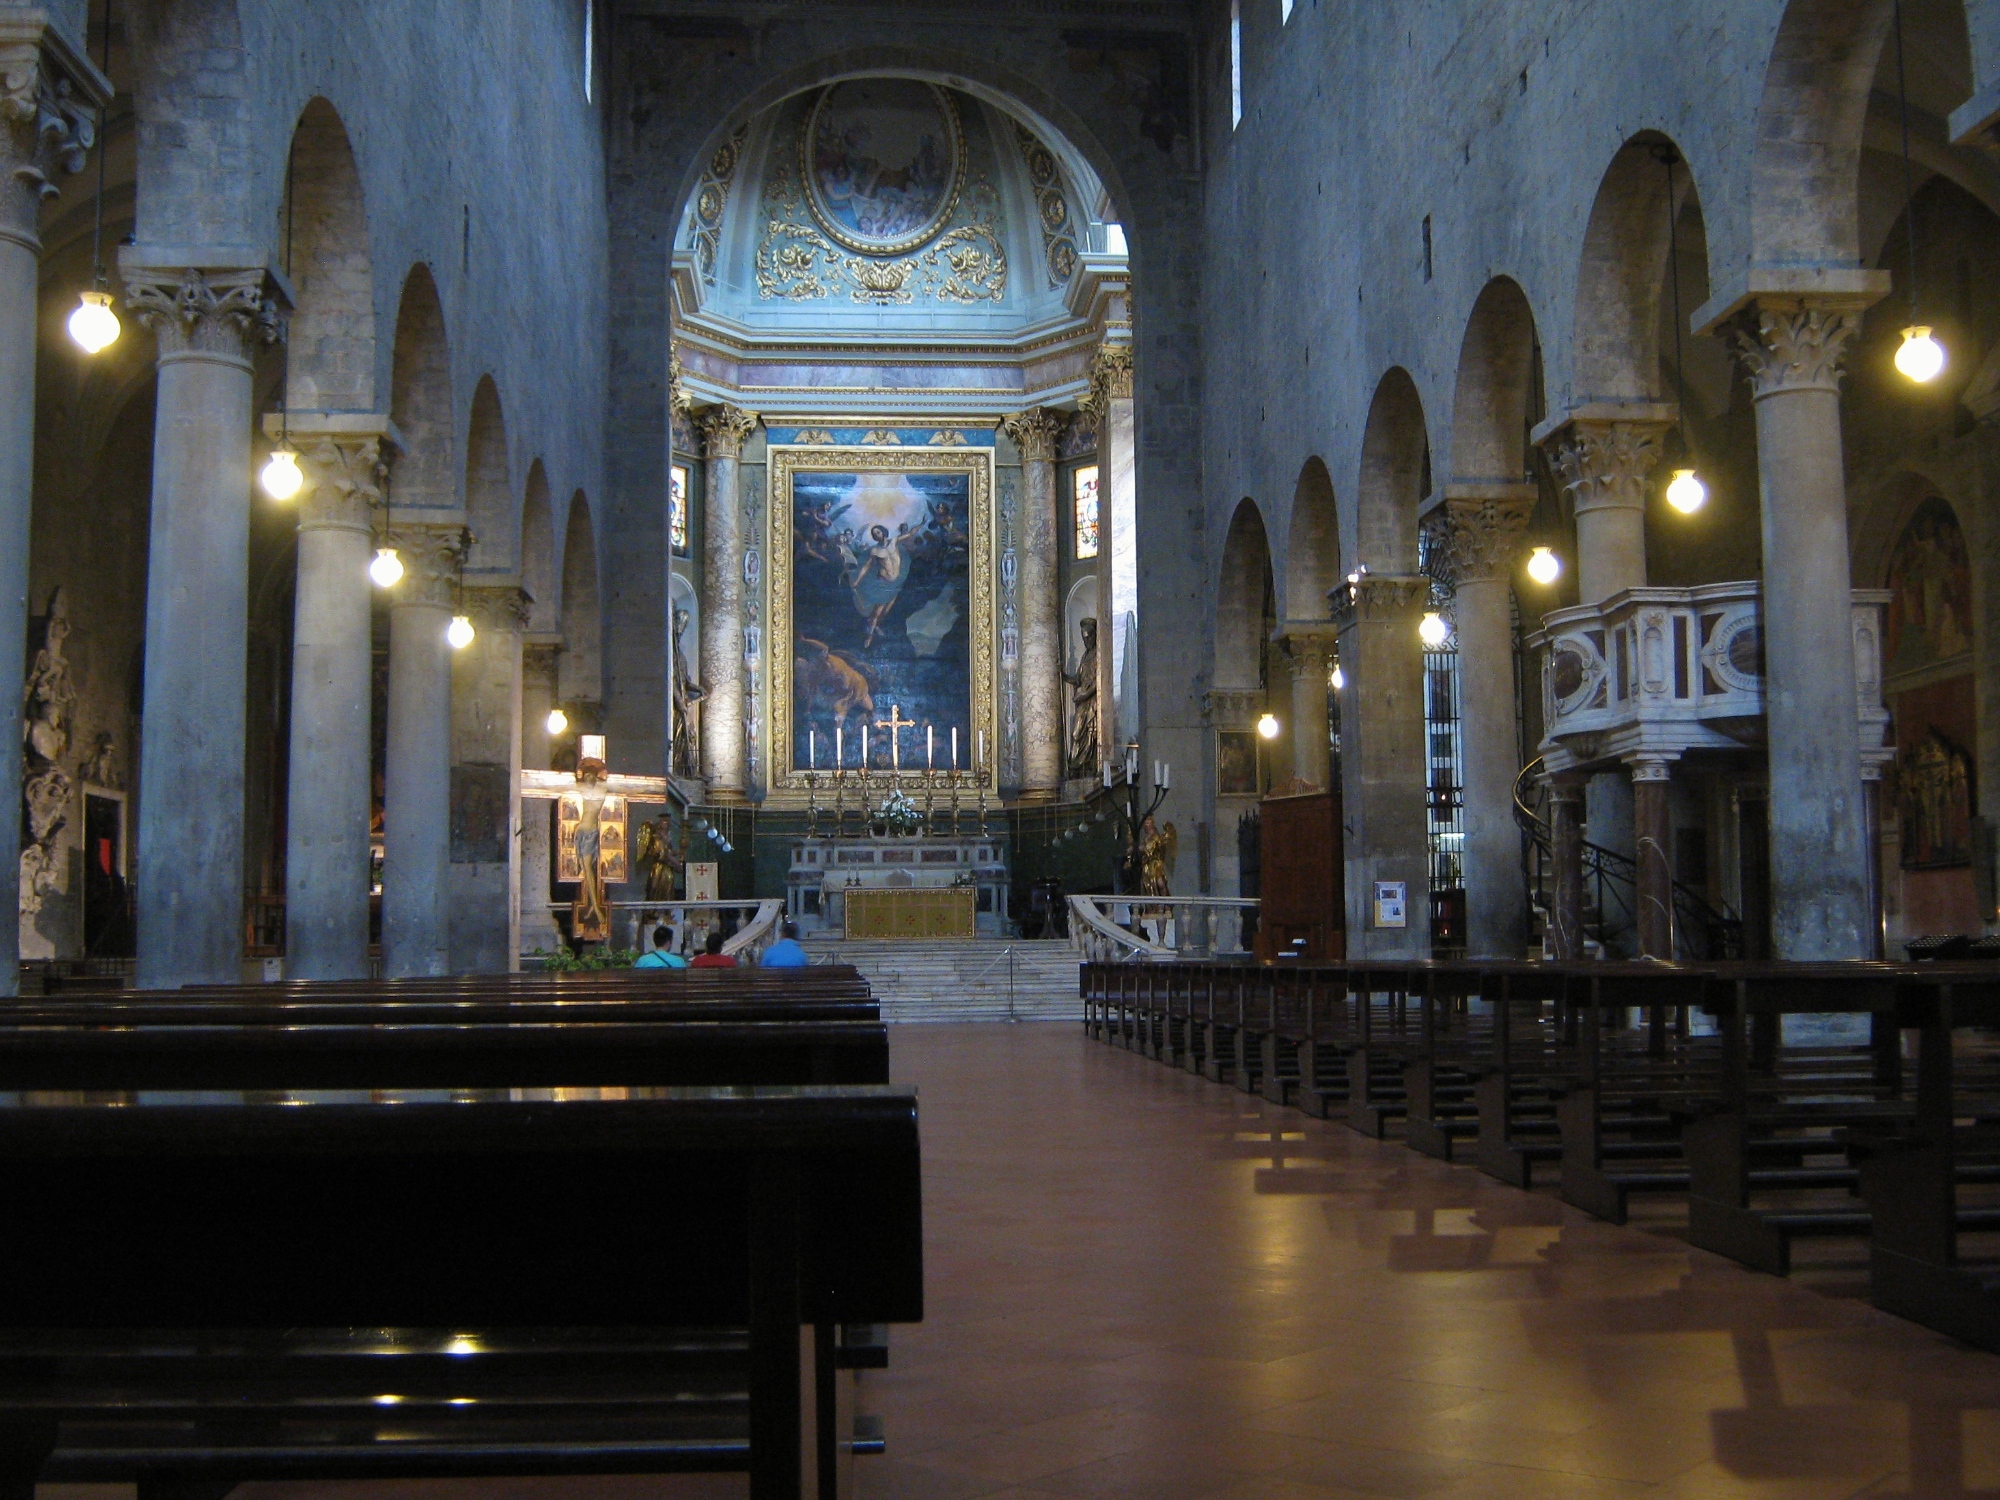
[768,446,995,795]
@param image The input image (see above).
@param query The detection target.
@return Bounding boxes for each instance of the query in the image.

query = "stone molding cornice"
[384,520,468,609]
[122,264,285,364]
[1331,573,1429,631]
[461,582,533,635]
[697,402,758,459]
[0,15,109,244]
[1201,687,1262,727]
[1539,418,1670,520]
[1002,406,1063,463]
[1730,298,1870,398]
[1421,491,1535,585]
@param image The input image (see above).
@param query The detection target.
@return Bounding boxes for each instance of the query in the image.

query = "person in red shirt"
[690,930,737,968]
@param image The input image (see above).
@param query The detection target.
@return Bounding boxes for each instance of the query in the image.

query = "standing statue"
[19,589,75,920]
[634,814,685,902]
[1136,815,1179,946]
[670,606,705,779]
[565,750,623,943]
[1063,617,1100,780]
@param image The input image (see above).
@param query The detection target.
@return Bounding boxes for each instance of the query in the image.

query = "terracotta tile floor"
[64,1022,2000,1500]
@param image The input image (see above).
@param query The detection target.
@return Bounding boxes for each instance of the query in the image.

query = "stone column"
[279,418,388,980]
[1731,296,1876,959]
[1333,573,1431,959]
[519,639,563,956]
[449,582,528,975]
[122,259,285,987]
[1546,775,1587,960]
[1630,754,1677,959]
[1427,488,1534,957]
[1004,408,1063,799]
[698,405,757,801]
[380,522,465,978]
[0,21,105,994]
[1537,408,1671,606]
[1282,630,1336,791]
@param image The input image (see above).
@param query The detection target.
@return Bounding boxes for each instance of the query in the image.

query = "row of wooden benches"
[1082,957,2000,1353]
[0,965,920,1500]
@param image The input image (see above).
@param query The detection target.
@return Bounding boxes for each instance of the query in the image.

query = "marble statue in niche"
[1064,617,1100,779]
[20,587,75,919]
[671,605,705,779]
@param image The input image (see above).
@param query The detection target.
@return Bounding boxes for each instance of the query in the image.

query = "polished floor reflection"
[68,1023,2000,1500]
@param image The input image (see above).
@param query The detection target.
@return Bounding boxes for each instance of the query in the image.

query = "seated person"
[634,925,689,968]
[690,930,737,967]
[759,921,810,967]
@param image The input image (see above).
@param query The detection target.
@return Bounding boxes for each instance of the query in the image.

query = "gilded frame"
[767,444,996,799]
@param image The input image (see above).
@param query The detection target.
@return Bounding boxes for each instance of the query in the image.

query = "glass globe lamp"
[1526,546,1561,585]
[68,289,120,354]
[1895,325,1945,384]
[260,446,304,501]
[447,615,475,650]
[369,547,404,588]
[1665,468,1707,515]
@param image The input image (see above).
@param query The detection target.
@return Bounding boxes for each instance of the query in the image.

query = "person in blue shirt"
[634,925,689,968]
[758,921,811,967]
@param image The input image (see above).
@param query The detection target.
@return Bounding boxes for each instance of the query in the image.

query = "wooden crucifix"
[521,734,672,943]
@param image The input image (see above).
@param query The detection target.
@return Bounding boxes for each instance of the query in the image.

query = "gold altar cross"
[874,704,916,770]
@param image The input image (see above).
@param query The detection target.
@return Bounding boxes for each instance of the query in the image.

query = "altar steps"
[809,940,1081,1023]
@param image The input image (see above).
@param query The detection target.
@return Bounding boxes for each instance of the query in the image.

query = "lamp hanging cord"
[1895,0,1920,321]
[89,0,108,291]
[1662,148,1694,471]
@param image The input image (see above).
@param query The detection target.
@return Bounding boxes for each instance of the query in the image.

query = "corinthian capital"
[1421,487,1535,586]
[462,582,534,635]
[1731,297,1867,398]
[0,18,109,242]
[1003,407,1063,463]
[1539,415,1670,520]
[1078,342,1133,422]
[1283,629,1338,680]
[1331,573,1429,631]
[385,520,469,609]
[698,403,759,459]
[122,264,286,363]
[297,434,386,530]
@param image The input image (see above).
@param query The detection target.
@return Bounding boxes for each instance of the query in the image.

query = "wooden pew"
[0,1083,920,1500]
[1399,964,1490,1163]
[1344,962,1420,1137]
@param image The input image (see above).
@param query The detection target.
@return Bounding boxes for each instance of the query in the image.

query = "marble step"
[807,940,1081,1023]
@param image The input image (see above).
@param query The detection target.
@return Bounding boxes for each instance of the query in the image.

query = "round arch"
[282,98,373,413]
[1215,499,1273,694]
[1283,458,1341,625]
[464,375,513,571]
[1451,277,1540,483]
[559,490,602,704]
[1572,133,1706,406]
[387,264,453,509]
[1356,370,1428,574]
[520,460,558,633]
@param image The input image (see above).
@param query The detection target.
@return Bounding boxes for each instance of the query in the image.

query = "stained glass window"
[1073,465,1100,560]
[670,464,690,554]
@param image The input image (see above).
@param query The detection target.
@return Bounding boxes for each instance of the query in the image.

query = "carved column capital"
[1331,573,1429,632]
[1282,629,1338,680]
[295,433,387,532]
[384,521,468,609]
[1201,688,1263,727]
[1539,418,1670,520]
[697,403,759,459]
[522,639,563,683]
[1003,407,1064,463]
[121,264,286,365]
[668,344,693,416]
[1421,490,1535,585]
[1078,342,1133,422]
[462,582,533,635]
[0,18,109,247]
[1730,296,1870,398]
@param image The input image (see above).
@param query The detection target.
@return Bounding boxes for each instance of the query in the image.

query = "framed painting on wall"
[767,445,995,795]
[1218,729,1259,796]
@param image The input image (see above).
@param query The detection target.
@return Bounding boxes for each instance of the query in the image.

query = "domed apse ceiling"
[672,77,1130,417]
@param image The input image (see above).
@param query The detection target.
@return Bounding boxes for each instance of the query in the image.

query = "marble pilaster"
[277,416,390,979]
[1424,487,1533,957]
[122,257,286,987]
[698,404,756,801]
[380,521,466,978]
[1332,573,1431,959]
[0,20,105,992]
[1004,407,1064,800]
[1730,293,1879,959]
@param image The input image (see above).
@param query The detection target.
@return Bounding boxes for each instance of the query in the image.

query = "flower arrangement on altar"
[874,788,925,836]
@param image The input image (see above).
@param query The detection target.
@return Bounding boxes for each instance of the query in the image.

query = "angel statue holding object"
[1136,815,1179,947]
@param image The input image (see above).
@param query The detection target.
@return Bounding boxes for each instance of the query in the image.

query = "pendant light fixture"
[1891,0,1945,383]
[369,547,404,588]
[67,0,119,354]
[1526,545,1562,585]
[1658,144,1707,515]
[545,706,569,736]
[260,139,302,497]
[1418,611,1451,648]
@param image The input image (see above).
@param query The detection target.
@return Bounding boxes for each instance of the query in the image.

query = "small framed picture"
[1217,729,1258,796]
[670,464,691,555]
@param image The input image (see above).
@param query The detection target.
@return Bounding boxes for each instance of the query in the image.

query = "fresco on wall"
[806,80,963,254]
[790,469,972,771]
[1899,727,1975,869]
[1885,495,1974,678]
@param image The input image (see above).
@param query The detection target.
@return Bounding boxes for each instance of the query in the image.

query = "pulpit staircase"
[808,939,1082,1022]
[1513,758,1743,961]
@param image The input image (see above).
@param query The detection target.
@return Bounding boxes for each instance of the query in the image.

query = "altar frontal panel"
[770,447,994,793]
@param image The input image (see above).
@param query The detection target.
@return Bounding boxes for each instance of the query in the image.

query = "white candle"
[1162,761,1171,790]
[927,724,934,769]
[1102,759,1112,789]
[809,729,817,770]
[836,725,843,768]
[863,724,870,764]
[977,730,985,769]
[951,727,959,768]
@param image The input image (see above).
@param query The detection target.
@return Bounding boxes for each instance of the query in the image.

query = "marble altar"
[788,833,1010,937]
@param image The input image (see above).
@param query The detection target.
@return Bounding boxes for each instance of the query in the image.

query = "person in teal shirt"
[758,921,811,967]
[635,925,689,968]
